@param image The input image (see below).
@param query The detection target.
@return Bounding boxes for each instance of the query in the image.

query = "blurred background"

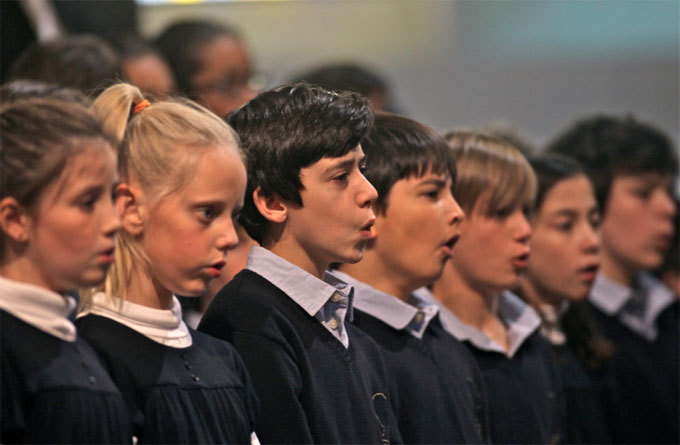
[2,0,678,148]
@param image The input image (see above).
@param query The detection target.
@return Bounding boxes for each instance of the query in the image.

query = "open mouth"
[512,252,530,269]
[441,234,460,256]
[579,263,600,280]
[206,261,226,278]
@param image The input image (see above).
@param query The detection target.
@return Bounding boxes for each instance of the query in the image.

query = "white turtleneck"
[78,292,192,348]
[0,275,77,342]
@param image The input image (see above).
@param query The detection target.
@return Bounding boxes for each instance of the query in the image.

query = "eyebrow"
[324,154,366,174]
[417,177,448,187]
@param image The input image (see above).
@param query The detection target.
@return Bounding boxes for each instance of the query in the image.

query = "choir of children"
[1,41,677,444]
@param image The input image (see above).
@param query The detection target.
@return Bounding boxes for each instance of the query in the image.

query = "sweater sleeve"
[231,330,313,444]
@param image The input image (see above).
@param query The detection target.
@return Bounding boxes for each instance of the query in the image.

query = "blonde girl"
[424,131,562,444]
[0,97,130,443]
[76,83,258,444]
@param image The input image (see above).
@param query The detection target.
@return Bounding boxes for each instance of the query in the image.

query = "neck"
[340,251,417,302]
[264,239,327,279]
[518,276,562,310]
[0,255,65,295]
[600,248,636,287]
[432,263,510,352]
[125,265,174,310]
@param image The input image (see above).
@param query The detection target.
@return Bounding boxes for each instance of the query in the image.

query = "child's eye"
[556,221,573,232]
[198,207,216,221]
[632,188,652,200]
[79,197,97,210]
[493,207,511,219]
[424,190,439,200]
[232,209,242,222]
[333,172,349,182]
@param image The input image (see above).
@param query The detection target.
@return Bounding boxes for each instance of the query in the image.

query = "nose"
[581,221,601,254]
[654,189,677,219]
[514,210,532,243]
[102,196,121,237]
[446,191,465,226]
[216,217,240,253]
[357,173,378,208]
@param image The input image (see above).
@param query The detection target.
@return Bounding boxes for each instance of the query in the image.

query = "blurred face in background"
[523,174,601,305]
[600,173,676,283]
[122,53,175,98]
[190,36,258,118]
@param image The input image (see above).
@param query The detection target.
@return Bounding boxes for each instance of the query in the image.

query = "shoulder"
[199,270,306,346]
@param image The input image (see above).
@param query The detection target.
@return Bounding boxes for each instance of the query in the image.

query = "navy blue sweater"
[199,269,402,444]
[589,300,679,444]
[1,311,131,444]
[467,331,562,444]
[352,310,489,444]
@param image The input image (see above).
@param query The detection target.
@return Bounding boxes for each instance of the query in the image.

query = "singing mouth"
[444,234,460,249]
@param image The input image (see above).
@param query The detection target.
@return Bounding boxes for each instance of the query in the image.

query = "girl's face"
[26,140,120,293]
[141,147,247,297]
[450,195,532,297]
[525,175,601,304]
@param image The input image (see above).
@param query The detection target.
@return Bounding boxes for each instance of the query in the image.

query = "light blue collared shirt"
[246,246,354,348]
[332,270,439,339]
[589,271,675,342]
[415,288,542,358]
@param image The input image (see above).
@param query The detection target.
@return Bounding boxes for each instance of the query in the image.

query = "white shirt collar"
[78,292,192,348]
[0,275,76,342]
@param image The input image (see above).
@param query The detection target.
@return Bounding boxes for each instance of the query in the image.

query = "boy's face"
[600,173,676,277]
[372,169,464,290]
[284,146,378,273]
[449,196,532,296]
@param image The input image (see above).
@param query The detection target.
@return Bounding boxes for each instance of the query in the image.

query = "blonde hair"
[81,82,241,308]
[445,130,536,216]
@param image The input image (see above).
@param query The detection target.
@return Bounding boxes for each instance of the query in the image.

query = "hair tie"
[133,99,151,114]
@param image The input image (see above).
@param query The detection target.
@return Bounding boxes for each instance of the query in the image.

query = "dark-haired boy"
[334,112,489,444]
[199,84,401,444]
[548,115,679,444]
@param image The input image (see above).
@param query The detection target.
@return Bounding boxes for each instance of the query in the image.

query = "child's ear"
[116,183,146,236]
[252,187,288,224]
[0,197,31,242]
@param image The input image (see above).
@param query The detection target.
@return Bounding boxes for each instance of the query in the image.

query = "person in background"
[154,20,258,118]
[293,62,397,112]
[8,34,121,97]
[548,114,679,444]
[113,35,175,99]
[335,112,490,444]
[0,97,130,443]
[518,153,612,443]
[425,130,563,444]
[76,83,259,444]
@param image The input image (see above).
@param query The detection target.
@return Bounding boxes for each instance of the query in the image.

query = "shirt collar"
[78,292,192,348]
[590,271,675,341]
[246,246,354,318]
[333,270,438,339]
[414,287,541,357]
[0,275,77,342]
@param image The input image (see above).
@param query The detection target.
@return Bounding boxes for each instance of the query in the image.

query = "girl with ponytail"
[76,83,258,444]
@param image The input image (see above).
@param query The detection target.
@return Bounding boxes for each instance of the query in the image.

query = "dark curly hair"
[546,114,678,211]
[227,83,374,243]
